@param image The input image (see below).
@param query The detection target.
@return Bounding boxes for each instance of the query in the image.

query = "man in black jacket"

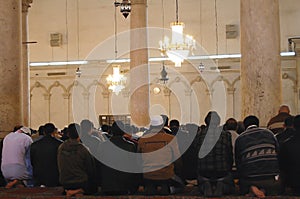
[99,121,140,195]
[30,123,63,187]
[235,115,280,198]
[279,115,300,195]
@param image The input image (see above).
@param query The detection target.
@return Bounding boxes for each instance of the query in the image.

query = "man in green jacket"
[58,123,97,197]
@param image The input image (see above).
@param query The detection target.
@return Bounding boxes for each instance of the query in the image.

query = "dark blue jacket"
[235,126,279,179]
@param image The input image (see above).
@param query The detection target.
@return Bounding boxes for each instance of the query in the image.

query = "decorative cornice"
[22,0,33,13]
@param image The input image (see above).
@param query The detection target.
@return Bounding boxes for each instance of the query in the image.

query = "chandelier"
[106,65,127,95]
[159,0,196,67]
[114,0,131,19]
[106,3,127,95]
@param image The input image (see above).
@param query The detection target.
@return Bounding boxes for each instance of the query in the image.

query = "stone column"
[102,90,110,115]
[21,0,32,126]
[185,89,192,123]
[130,0,150,126]
[294,86,298,115]
[43,93,51,122]
[82,91,90,119]
[227,87,235,119]
[63,93,71,124]
[240,0,281,126]
[163,87,171,117]
[0,0,23,136]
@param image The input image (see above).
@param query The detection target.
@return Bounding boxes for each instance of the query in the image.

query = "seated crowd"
[0,105,299,198]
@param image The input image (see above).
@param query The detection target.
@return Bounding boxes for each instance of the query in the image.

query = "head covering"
[20,126,31,135]
[150,115,164,127]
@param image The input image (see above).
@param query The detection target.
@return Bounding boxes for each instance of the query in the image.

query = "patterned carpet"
[0,186,300,199]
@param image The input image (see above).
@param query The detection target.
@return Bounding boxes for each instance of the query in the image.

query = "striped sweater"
[235,126,280,179]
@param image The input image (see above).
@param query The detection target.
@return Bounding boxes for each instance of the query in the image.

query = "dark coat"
[276,127,295,147]
[99,136,140,194]
[30,135,62,186]
[57,139,97,192]
[279,131,300,192]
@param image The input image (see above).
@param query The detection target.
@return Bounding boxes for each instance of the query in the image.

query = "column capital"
[43,93,51,100]
[163,87,171,96]
[205,89,211,96]
[227,87,236,95]
[293,86,298,93]
[185,89,193,96]
[102,91,110,98]
[22,0,33,13]
[82,91,90,99]
[63,93,70,99]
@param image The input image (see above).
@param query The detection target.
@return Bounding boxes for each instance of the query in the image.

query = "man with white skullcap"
[138,115,184,195]
[1,126,33,188]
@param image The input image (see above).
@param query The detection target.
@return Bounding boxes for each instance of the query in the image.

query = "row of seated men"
[0,107,299,198]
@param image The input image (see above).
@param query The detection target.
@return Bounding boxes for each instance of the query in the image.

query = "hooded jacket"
[57,139,96,186]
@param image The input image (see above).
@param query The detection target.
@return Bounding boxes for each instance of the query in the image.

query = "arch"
[67,80,88,94]
[48,81,68,128]
[232,76,241,88]
[190,76,204,86]
[87,80,109,93]
[30,81,49,95]
[168,76,190,91]
[282,73,297,87]
[282,73,297,114]
[210,75,232,89]
[48,81,67,94]
[30,81,50,129]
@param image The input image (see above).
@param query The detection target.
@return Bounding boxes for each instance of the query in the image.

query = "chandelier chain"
[175,0,179,23]
[214,0,219,55]
[199,0,203,47]
[114,1,118,59]
[65,0,69,62]
[77,0,80,60]
[161,0,165,40]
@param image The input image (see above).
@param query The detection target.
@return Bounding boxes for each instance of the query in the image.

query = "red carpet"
[0,187,300,199]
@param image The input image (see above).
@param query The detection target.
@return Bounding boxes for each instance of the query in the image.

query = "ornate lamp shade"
[106,65,127,95]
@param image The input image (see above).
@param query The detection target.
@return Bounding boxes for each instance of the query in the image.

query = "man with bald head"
[267,105,292,134]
